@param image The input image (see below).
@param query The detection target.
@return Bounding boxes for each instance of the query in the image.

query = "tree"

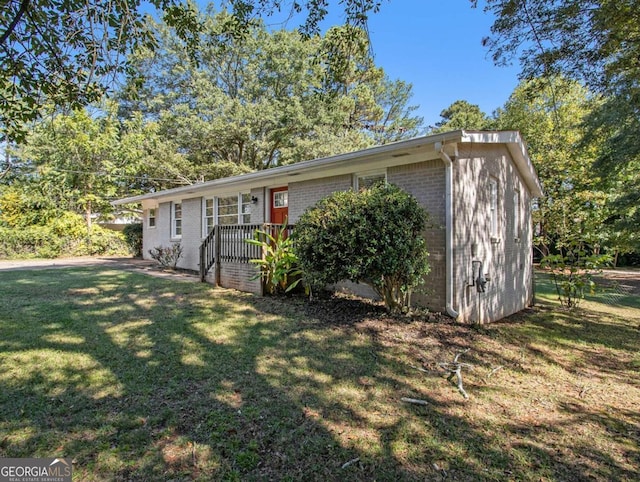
[292,184,430,313]
[473,0,640,182]
[493,76,633,257]
[1,0,383,142]
[369,77,424,144]
[120,10,422,172]
[11,103,172,229]
[430,100,491,133]
[472,0,640,93]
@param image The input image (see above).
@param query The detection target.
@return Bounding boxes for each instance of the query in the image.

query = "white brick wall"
[288,174,353,222]
[142,198,201,272]
[213,263,263,294]
[142,202,171,262]
[388,160,447,313]
[176,197,202,271]
[452,144,534,323]
[249,188,266,224]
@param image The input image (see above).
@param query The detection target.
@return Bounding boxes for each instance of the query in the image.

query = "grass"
[0,266,638,481]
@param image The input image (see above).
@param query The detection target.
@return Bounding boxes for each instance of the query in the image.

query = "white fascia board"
[113,130,544,205]
[112,131,466,206]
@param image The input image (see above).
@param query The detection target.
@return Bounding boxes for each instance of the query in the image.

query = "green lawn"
[1,266,638,481]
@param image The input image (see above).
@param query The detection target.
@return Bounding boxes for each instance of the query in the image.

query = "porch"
[199,223,294,294]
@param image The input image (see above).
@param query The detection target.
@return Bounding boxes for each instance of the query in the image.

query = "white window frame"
[272,190,288,208]
[148,208,156,229]
[171,202,182,239]
[203,198,215,237]
[240,192,252,224]
[489,178,499,241]
[203,193,251,234]
[354,170,387,190]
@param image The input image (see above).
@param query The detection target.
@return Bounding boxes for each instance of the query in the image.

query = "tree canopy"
[430,99,492,133]
[494,76,638,260]
[474,0,640,171]
[0,0,383,142]
[119,10,422,174]
[1,7,422,244]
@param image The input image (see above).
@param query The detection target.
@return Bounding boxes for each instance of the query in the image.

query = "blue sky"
[365,0,522,128]
[184,1,522,129]
[261,0,523,129]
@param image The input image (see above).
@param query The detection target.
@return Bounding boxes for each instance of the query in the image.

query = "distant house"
[113,130,542,323]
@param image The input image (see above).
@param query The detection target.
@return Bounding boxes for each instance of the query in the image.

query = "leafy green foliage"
[475,0,640,222]
[0,0,162,142]
[148,243,183,269]
[493,77,631,258]
[0,217,128,259]
[431,99,492,133]
[0,183,61,228]
[120,11,422,172]
[1,0,382,142]
[246,223,302,294]
[540,243,612,309]
[123,223,143,257]
[475,0,640,94]
[2,102,183,244]
[293,184,430,313]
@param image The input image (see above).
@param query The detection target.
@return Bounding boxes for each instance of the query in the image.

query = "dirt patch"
[285,292,450,327]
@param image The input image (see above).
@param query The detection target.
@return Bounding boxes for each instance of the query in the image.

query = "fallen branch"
[341,457,360,469]
[401,397,429,406]
[438,349,472,399]
[409,364,430,374]
[483,365,504,383]
[579,386,593,398]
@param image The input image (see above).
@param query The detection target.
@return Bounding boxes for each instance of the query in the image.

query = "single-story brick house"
[113,130,542,323]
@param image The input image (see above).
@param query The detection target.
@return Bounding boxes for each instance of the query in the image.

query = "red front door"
[270,187,288,225]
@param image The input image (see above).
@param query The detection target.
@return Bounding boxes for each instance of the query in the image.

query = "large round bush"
[292,184,430,313]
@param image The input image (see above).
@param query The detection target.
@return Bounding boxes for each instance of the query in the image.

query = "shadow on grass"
[0,267,637,480]
[536,271,640,312]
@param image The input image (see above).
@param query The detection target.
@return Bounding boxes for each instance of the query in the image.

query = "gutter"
[112,130,466,206]
[435,141,459,320]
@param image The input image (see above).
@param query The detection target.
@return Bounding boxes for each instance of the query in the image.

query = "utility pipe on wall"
[435,141,459,320]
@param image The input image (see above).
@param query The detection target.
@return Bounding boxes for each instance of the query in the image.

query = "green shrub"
[540,242,612,309]
[0,215,129,259]
[149,243,183,269]
[245,222,302,294]
[82,227,129,256]
[292,184,431,313]
[48,212,88,238]
[0,225,60,258]
[123,223,143,257]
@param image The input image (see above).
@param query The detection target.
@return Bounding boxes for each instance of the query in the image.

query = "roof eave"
[461,130,544,197]
[112,131,466,206]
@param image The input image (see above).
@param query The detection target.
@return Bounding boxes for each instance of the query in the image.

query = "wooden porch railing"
[199,223,294,282]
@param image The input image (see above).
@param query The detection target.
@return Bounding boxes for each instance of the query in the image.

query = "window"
[204,198,215,235]
[148,208,156,228]
[273,190,288,208]
[513,189,521,240]
[217,195,238,225]
[204,193,251,232]
[172,202,182,238]
[355,170,386,190]
[489,178,498,239]
[240,193,252,224]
